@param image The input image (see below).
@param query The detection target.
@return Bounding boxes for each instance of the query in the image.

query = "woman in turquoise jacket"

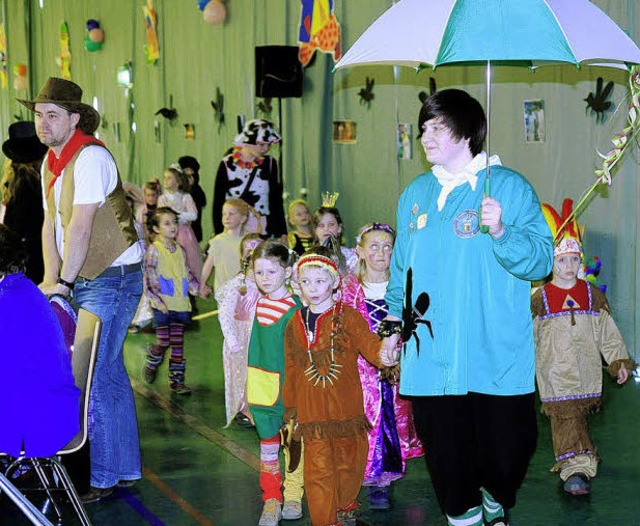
[381,89,553,526]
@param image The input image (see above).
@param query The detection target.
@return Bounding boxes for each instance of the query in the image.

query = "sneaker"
[170,383,193,395]
[337,501,357,525]
[281,500,303,520]
[485,515,509,526]
[117,479,140,488]
[234,412,256,429]
[80,485,115,503]
[563,473,590,495]
[143,365,157,384]
[368,486,390,510]
[258,498,282,526]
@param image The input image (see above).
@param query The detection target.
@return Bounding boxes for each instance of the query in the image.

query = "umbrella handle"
[480,178,491,234]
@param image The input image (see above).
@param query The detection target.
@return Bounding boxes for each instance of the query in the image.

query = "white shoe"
[281,500,303,520]
[258,498,282,526]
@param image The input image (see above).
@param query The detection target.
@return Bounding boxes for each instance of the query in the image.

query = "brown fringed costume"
[283,302,382,526]
[532,280,636,481]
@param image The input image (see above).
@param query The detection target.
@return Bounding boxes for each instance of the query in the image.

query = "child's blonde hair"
[354,223,396,282]
[288,199,311,223]
[164,165,190,192]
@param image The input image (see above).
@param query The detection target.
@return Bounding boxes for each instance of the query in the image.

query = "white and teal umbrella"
[335,0,640,228]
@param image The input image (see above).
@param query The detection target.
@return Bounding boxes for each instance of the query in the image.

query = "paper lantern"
[89,28,105,43]
[203,0,226,25]
[13,64,28,91]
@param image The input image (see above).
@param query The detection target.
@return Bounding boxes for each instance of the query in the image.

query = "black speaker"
[255,46,304,98]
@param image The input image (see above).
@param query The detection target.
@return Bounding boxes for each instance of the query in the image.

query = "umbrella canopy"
[335,0,640,71]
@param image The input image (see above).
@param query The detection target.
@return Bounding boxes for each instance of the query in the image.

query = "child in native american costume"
[532,199,636,496]
[283,253,396,526]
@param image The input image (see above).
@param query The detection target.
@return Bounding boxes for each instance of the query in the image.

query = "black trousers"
[412,392,537,517]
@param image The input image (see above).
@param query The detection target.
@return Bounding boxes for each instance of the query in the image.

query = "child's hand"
[617,367,630,384]
[380,334,400,366]
[199,284,212,298]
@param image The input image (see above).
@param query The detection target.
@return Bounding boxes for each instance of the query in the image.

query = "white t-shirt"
[41,145,142,267]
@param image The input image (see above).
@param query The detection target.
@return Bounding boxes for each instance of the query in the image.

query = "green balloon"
[84,35,102,52]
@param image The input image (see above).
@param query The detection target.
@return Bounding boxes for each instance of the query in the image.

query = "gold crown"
[321,191,340,207]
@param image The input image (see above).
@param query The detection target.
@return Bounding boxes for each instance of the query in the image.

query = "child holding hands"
[143,207,199,395]
[532,200,636,495]
[283,253,397,526]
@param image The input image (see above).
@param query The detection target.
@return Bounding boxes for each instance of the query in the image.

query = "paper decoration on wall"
[0,25,7,89]
[58,21,72,80]
[358,77,374,108]
[210,87,225,131]
[13,64,27,91]
[143,0,159,64]
[184,123,195,140]
[298,0,342,67]
[84,19,105,52]
[584,77,614,123]
[202,0,226,25]
[155,95,177,122]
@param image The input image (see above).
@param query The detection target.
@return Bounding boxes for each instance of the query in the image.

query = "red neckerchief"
[46,129,106,197]
[231,146,265,170]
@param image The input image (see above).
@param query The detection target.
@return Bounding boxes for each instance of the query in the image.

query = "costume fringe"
[299,414,371,441]
[541,396,601,417]
[607,358,637,378]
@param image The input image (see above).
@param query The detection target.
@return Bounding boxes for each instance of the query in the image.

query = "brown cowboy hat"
[2,121,48,163]
[17,77,101,135]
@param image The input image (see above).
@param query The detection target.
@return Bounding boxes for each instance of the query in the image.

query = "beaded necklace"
[303,304,343,388]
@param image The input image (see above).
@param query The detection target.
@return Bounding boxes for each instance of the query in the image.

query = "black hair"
[0,224,27,275]
[418,88,486,156]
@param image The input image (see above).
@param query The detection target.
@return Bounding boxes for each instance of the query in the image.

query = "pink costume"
[158,190,202,280]
[342,274,423,486]
[215,272,261,427]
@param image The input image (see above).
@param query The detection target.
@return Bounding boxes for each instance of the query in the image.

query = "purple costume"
[342,274,423,486]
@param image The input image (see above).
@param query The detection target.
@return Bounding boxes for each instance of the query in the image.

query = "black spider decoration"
[155,94,178,122]
[401,267,434,356]
[584,77,614,123]
[257,97,273,115]
[210,87,225,131]
[358,77,375,108]
[418,77,437,104]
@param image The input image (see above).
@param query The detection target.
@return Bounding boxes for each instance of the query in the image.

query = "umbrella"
[334,0,640,231]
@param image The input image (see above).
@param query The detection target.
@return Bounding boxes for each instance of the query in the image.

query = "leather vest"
[43,143,138,279]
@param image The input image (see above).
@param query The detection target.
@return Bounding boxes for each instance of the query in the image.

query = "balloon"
[84,35,102,52]
[13,66,28,91]
[203,0,226,25]
[89,28,105,43]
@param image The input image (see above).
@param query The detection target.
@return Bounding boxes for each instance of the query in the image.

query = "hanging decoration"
[0,25,7,89]
[298,0,342,67]
[556,66,640,239]
[155,94,178,122]
[210,87,225,131]
[143,0,159,64]
[584,77,614,123]
[358,77,375,108]
[202,0,226,25]
[57,21,72,80]
[13,64,28,91]
[257,97,273,116]
[84,19,105,52]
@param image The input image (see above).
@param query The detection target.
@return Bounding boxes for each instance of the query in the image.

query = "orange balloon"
[203,1,226,25]
[89,28,105,43]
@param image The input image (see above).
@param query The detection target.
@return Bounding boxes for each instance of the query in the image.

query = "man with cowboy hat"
[18,77,143,502]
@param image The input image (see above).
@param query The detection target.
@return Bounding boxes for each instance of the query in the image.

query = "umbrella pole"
[480,61,492,234]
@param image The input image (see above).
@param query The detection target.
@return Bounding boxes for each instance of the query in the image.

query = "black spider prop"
[584,77,614,123]
[358,77,375,108]
[155,94,178,122]
[210,87,225,131]
[418,77,437,104]
[401,267,434,356]
[257,97,273,116]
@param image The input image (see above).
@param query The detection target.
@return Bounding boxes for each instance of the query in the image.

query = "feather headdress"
[541,198,583,256]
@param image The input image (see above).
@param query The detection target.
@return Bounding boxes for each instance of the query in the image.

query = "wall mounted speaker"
[255,46,304,99]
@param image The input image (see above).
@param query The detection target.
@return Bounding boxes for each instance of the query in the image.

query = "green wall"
[2,0,640,357]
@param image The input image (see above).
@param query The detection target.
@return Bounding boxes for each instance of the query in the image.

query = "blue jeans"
[74,269,143,488]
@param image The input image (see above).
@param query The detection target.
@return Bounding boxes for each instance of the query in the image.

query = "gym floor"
[2,296,639,525]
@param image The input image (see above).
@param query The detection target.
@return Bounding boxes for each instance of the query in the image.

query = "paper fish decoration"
[298,0,342,67]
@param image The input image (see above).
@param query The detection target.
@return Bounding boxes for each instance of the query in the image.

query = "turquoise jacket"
[386,165,553,396]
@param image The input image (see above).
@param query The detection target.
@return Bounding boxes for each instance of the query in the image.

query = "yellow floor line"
[141,466,217,526]
[131,378,260,472]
